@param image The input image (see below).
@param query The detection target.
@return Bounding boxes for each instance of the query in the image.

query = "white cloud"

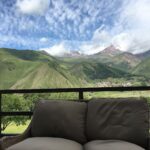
[120,0,150,53]
[79,28,112,55]
[112,33,133,51]
[92,28,111,43]
[0,34,52,50]
[80,43,105,55]
[40,42,70,56]
[1,0,150,54]
[16,0,50,15]
[40,37,48,43]
[89,0,150,53]
[44,0,113,39]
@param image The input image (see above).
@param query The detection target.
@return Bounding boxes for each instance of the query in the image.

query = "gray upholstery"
[84,140,145,150]
[7,137,83,150]
[86,98,149,148]
[31,100,87,143]
[3,98,149,150]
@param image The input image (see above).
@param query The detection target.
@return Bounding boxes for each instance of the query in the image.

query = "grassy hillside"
[0,48,82,89]
[61,51,141,72]
[132,57,150,77]
[106,52,141,71]
[0,48,148,89]
[70,61,129,81]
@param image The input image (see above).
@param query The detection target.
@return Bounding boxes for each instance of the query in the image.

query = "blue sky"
[0,0,150,55]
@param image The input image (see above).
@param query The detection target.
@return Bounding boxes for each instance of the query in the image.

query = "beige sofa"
[0,98,149,150]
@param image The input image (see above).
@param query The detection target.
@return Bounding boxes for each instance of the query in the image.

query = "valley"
[0,46,150,89]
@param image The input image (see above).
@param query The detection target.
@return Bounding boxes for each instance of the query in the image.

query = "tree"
[1,92,75,131]
[1,94,30,131]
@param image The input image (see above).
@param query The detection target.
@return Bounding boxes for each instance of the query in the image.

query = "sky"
[0,0,150,55]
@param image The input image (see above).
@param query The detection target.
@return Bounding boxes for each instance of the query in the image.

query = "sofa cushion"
[31,100,87,143]
[7,137,83,150]
[84,140,145,150]
[86,98,149,148]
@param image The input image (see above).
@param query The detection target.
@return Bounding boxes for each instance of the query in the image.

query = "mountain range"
[0,46,150,89]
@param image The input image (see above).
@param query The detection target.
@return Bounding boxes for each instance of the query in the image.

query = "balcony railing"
[0,86,150,137]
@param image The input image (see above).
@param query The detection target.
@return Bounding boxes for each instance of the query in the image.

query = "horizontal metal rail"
[1,86,150,94]
[1,111,33,116]
[0,86,150,137]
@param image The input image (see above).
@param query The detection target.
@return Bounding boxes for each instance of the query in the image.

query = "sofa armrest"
[0,122,31,150]
[0,135,24,150]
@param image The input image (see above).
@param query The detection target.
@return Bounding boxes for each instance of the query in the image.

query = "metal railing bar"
[0,86,150,94]
[1,111,33,116]
[79,91,84,99]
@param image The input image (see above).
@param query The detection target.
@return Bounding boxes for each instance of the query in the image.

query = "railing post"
[0,93,2,137]
[79,91,83,100]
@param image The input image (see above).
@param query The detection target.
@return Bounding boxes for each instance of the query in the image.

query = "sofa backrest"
[31,100,87,144]
[86,98,149,148]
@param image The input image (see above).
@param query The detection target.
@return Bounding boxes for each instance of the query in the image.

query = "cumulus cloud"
[1,0,150,54]
[80,43,105,55]
[119,0,150,53]
[88,0,150,54]
[41,0,150,56]
[16,0,50,15]
[40,42,70,56]
[40,37,49,43]
[0,34,52,50]
[44,0,120,40]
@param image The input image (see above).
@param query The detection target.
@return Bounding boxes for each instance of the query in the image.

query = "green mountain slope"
[70,62,129,81]
[0,48,146,89]
[132,57,150,77]
[0,48,81,89]
[136,50,150,60]
[106,52,141,71]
